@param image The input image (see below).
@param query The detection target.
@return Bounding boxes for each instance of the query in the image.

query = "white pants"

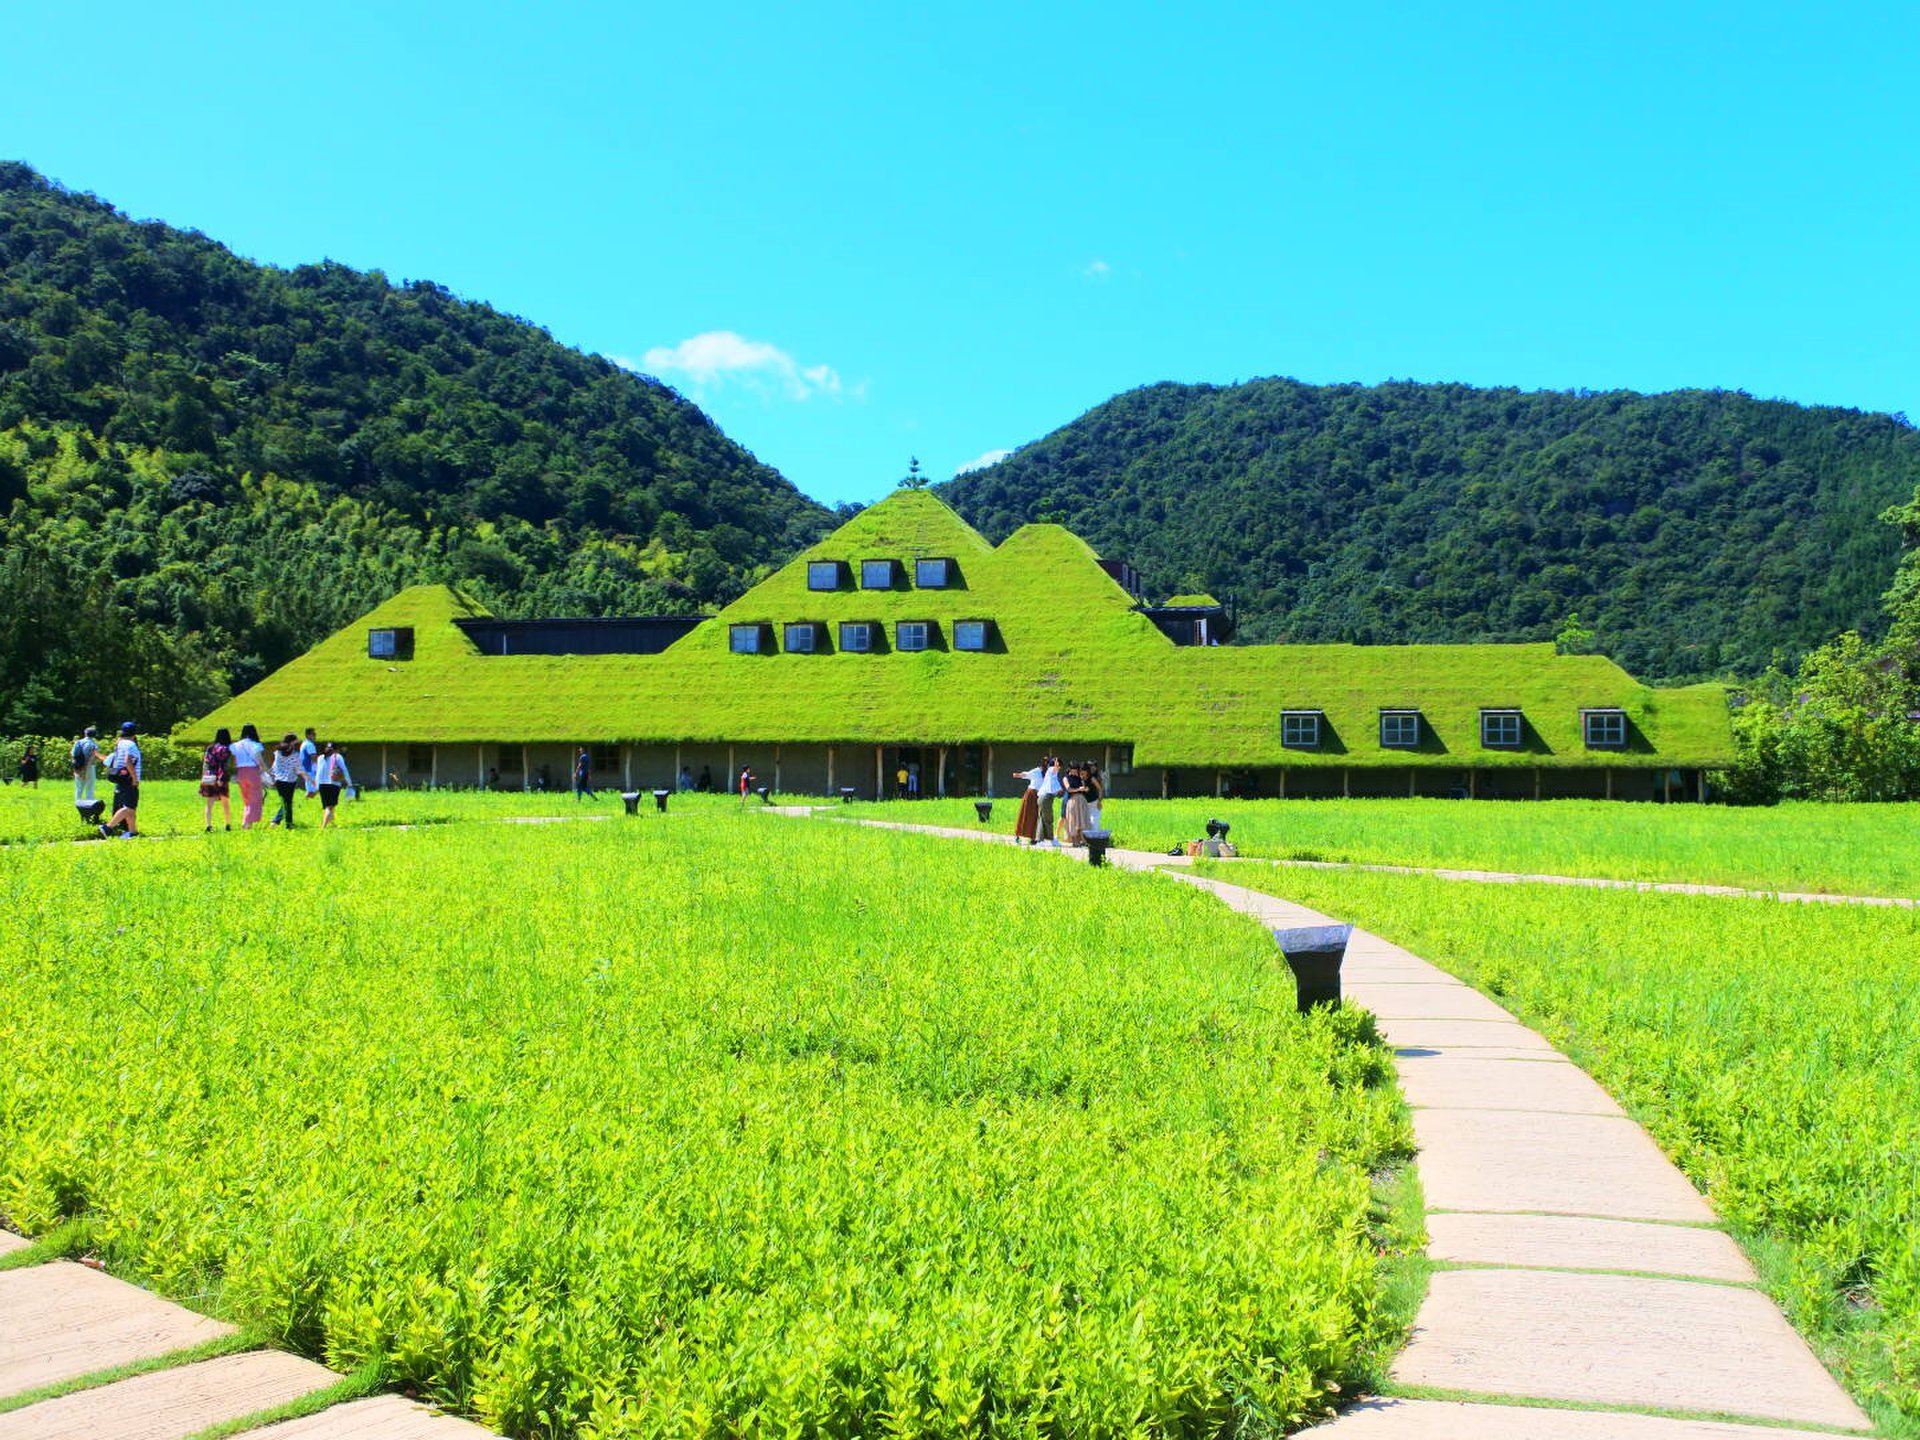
[74,768,95,803]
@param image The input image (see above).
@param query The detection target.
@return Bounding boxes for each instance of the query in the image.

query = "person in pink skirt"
[229,722,268,828]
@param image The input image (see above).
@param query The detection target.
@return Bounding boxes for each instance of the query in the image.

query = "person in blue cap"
[99,721,142,838]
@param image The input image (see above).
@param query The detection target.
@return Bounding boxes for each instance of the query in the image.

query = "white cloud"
[1082,258,1112,280]
[955,448,1013,476]
[623,330,850,402]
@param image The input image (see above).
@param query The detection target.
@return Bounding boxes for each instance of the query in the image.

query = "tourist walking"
[230,723,267,828]
[269,734,304,827]
[1060,761,1090,845]
[299,728,320,800]
[316,743,353,827]
[70,726,99,807]
[738,765,755,805]
[678,765,694,791]
[17,743,40,788]
[200,727,235,831]
[1013,756,1045,845]
[574,747,596,800]
[1085,762,1105,833]
[906,762,920,798]
[99,722,142,838]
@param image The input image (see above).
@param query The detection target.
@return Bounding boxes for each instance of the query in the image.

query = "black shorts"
[113,779,139,812]
[319,784,342,807]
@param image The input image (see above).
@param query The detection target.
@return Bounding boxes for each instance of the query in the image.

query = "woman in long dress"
[1012,760,1042,844]
[1060,762,1091,845]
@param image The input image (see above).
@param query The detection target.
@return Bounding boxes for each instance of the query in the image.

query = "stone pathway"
[812,814,1877,1438]
[0,1247,493,1438]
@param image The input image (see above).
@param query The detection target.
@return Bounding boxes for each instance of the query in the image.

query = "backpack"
[70,738,89,772]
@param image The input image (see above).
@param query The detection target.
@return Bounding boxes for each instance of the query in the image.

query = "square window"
[590,744,620,773]
[496,744,524,772]
[806,561,843,592]
[915,557,952,588]
[953,620,990,651]
[839,622,873,652]
[1481,710,1523,748]
[784,622,817,653]
[368,626,412,659]
[729,624,765,654]
[1584,710,1626,748]
[896,621,931,652]
[860,560,896,590]
[1282,711,1321,748]
[1380,711,1421,748]
[407,744,433,774]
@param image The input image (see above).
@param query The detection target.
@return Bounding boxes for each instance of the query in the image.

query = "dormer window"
[368,626,413,660]
[729,624,771,654]
[807,561,845,592]
[839,621,876,652]
[915,557,954,588]
[1481,709,1523,748]
[860,559,897,590]
[896,620,933,652]
[1379,709,1421,748]
[1583,708,1627,749]
[1281,710,1322,748]
[784,622,820,653]
[953,619,994,652]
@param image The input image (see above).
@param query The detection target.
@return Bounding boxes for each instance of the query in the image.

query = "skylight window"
[1480,709,1523,748]
[806,561,845,592]
[784,622,819,653]
[1281,710,1322,748]
[953,619,992,652]
[839,621,874,652]
[915,558,953,588]
[896,620,932,652]
[1583,708,1627,748]
[1379,710,1421,748]
[860,560,897,590]
[729,624,768,654]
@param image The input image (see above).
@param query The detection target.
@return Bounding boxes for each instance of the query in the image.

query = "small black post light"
[755,785,772,805]
[1206,818,1231,841]
[974,799,993,822]
[1272,924,1353,1013]
[653,788,670,813]
[839,786,857,803]
[621,791,642,816]
[1084,829,1113,866]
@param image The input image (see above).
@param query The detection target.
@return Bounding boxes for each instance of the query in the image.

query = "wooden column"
[986,744,994,798]
[380,743,388,789]
[936,746,947,797]
[1408,768,1417,798]
[1215,769,1224,797]
[774,744,782,795]
[1469,769,1478,799]
[430,746,438,791]
[728,745,735,795]
[1161,767,1170,800]
[875,745,883,799]
[826,745,835,797]
[1663,769,1671,804]
[1534,767,1543,801]
[478,744,485,789]
[1279,768,1287,800]
[1605,768,1614,801]
[675,743,683,788]
[1342,767,1350,799]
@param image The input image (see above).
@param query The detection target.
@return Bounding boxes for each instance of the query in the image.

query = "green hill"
[0,161,833,732]
[940,379,1920,681]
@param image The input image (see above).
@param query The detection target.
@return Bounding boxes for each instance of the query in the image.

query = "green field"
[0,814,1412,1437]
[0,781,800,846]
[837,796,1920,897]
[1200,862,1920,1431]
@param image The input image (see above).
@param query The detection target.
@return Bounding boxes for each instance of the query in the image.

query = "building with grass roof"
[183,489,1734,801]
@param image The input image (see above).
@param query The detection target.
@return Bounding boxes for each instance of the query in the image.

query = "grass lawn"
[1201,861,1920,1434]
[836,796,1920,897]
[0,813,1413,1437]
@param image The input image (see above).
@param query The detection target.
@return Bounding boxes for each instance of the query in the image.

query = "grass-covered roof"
[185,489,1735,768]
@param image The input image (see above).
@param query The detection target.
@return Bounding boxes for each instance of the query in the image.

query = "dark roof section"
[456,615,709,656]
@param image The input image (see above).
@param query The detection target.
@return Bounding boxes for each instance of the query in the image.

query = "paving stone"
[232,1393,497,1437]
[1427,1212,1758,1282]
[1309,1397,1856,1438]
[0,1350,338,1440]
[1374,1018,1558,1051]
[1395,1055,1624,1116]
[1393,1269,1869,1430]
[1414,1110,1715,1222]
[0,1232,27,1257]
[0,1263,233,1398]
[1344,982,1517,1022]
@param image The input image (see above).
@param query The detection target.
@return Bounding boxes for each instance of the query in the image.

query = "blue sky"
[4,2,1915,506]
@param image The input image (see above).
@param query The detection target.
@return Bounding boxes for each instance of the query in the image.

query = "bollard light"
[653,788,670,813]
[974,800,993,822]
[1272,923,1353,1013]
[1084,829,1113,866]
[621,791,642,816]
[1206,817,1231,841]
[839,786,857,803]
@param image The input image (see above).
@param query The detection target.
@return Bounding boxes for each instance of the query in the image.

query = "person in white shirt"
[100,721,143,838]
[70,726,99,811]
[1012,755,1049,845]
[230,723,268,828]
[1036,756,1063,846]
[316,743,353,828]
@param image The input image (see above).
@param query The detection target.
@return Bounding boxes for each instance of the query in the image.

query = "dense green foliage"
[1208,864,1920,1428]
[0,162,833,733]
[837,796,1920,897]
[0,815,1411,1437]
[941,379,1920,682]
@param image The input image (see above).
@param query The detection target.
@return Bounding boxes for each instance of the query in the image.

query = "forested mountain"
[941,380,1920,681]
[0,162,833,732]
